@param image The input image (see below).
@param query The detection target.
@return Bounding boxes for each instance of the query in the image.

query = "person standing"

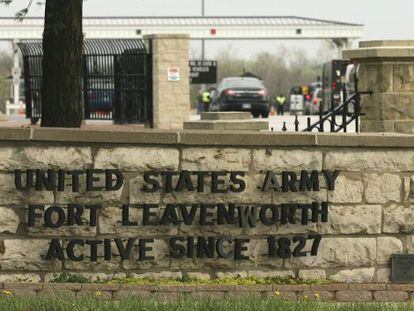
[276,94,286,115]
[202,89,211,112]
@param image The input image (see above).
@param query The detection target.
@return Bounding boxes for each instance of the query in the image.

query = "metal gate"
[18,43,43,119]
[18,39,153,125]
[113,44,152,124]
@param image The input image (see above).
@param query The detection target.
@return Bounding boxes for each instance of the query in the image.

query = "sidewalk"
[0,116,146,131]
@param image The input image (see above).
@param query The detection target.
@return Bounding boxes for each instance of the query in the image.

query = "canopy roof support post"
[12,40,21,108]
[332,38,349,58]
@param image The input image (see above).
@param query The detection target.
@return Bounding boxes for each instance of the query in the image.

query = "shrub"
[49,273,90,283]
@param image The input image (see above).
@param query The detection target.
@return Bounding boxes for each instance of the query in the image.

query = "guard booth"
[17,39,153,125]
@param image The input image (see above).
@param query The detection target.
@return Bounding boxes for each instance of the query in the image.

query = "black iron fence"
[18,43,43,120]
[113,45,152,124]
[18,39,153,125]
[273,88,371,133]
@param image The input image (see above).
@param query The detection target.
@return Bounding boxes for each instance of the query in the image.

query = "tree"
[1,0,84,127]
[212,46,322,99]
[41,0,83,127]
[0,53,13,113]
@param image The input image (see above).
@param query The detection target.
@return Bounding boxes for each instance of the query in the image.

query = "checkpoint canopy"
[0,16,363,41]
[0,15,363,111]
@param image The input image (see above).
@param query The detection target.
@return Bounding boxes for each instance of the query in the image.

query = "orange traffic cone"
[18,104,25,115]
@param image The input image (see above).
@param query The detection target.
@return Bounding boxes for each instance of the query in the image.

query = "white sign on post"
[167,67,180,81]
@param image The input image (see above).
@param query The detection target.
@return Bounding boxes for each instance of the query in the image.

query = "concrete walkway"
[190,114,357,133]
[1,114,356,133]
[0,116,145,131]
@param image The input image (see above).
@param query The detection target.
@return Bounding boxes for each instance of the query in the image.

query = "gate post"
[144,34,191,129]
[344,40,414,133]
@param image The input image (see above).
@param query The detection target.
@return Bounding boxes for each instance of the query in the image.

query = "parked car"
[304,88,322,115]
[86,81,114,113]
[210,77,270,117]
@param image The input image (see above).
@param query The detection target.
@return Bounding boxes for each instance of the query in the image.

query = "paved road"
[190,114,357,133]
[4,113,357,133]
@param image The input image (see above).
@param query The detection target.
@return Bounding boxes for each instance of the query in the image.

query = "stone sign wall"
[0,128,412,283]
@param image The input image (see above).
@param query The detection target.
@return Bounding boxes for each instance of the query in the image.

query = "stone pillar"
[144,34,191,130]
[344,41,414,133]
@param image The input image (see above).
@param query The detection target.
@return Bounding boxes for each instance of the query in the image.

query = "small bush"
[48,273,332,286]
[49,273,90,283]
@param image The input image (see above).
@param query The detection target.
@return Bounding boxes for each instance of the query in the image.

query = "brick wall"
[1,283,414,302]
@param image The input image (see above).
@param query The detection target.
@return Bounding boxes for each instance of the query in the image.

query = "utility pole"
[201,0,205,60]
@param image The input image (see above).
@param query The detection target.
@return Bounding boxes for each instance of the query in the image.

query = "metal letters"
[14,169,340,262]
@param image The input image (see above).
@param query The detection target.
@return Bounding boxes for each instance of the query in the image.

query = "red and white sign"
[167,67,180,81]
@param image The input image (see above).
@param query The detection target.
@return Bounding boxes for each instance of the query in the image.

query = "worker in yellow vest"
[202,90,211,112]
[276,94,286,115]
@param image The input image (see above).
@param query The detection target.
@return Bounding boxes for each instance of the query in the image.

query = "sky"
[1,0,414,58]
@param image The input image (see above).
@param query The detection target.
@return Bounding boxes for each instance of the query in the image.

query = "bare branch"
[16,0,33,21]
[0,0,34,21]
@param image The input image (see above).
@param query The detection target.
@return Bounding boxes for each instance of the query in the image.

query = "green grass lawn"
[0,297,412,311]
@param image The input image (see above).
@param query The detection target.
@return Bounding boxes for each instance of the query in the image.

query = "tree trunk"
[41,0,83,127]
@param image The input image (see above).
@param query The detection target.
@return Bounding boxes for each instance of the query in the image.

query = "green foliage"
[49,273,90,284]
[0,52,13,110]
[0,296,411,311]
[215,48,321,98]
[0,52,12,74]
[13,276,35,283]
[49,273,331,286]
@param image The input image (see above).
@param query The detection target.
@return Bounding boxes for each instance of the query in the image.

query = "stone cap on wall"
[359,40,414,48]
[1,127,414,148]
[343,40,414,60]
[184,112,268,131]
